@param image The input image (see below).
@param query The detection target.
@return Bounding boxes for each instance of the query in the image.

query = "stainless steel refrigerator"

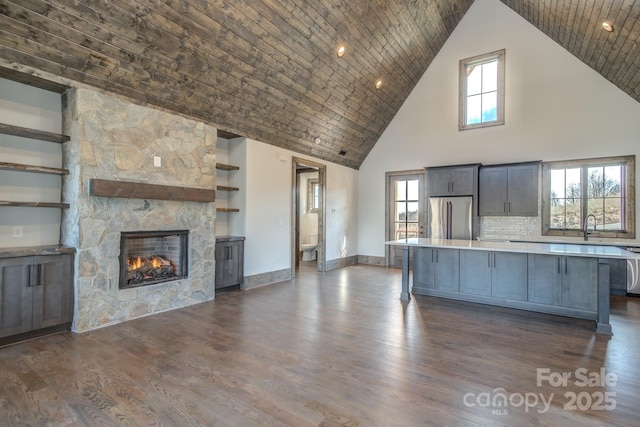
[428,196,473,240]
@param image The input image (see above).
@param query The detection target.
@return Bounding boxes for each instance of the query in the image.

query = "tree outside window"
[543,156,635,239]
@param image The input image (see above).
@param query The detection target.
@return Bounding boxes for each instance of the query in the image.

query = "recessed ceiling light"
[602,21,613,32]
[337,46,346,58]
[375,80,383,90]
[314,137,321,145]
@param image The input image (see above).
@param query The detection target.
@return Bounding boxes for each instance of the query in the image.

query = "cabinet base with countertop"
[0,246,74,346]
[215,236,245,292]
[386,238,640,334]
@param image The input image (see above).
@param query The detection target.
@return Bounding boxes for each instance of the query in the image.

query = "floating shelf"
[89,179,216,202]
[217,185,239,191]
[216,163,240,171]
[0,123,70,143]
[217,208,240,213]
[0,201,70,208]
[0,162,69,175]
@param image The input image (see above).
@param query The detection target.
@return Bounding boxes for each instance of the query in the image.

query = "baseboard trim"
[326,255,358,271]
[357,255,386,266]
[242,268,292,290]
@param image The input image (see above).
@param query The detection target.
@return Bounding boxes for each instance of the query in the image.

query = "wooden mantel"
[89,179,215,203]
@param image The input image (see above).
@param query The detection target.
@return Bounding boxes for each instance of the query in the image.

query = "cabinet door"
[459,250,492,296]
[412,247,435,290]
[427,170,453,196]
[225,241,243,286]
[562,257,598,311]
[508,164,539,216]
[433,248,460,291]
[449,167,475,196]
[31,254,74,330]
[491,252,528,301]
[528,255,562,305]
[215,241,244,288]
[215,243,230,289]
[0,257,33,338]
[479,167,508,216]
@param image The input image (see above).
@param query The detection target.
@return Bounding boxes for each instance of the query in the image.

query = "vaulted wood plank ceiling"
[1,1,639,169]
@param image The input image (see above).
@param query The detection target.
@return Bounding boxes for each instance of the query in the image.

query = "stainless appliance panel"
[428,196,473,240]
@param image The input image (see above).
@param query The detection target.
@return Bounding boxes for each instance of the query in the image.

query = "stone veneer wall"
[61,88,217,332]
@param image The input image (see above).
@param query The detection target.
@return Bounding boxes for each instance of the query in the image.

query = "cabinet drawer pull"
[557,257,560,274]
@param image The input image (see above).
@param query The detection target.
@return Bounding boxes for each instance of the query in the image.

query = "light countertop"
[386,238,640,260]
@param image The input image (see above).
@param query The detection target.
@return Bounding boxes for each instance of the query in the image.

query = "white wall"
[0,78,63,248]
[242,138,358,276]
[358,0,640,257]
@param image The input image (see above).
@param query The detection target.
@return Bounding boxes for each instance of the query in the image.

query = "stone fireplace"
[61,87,217,332]
[119,230,189,289]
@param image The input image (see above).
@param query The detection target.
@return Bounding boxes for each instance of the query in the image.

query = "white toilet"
[300,233,318,261]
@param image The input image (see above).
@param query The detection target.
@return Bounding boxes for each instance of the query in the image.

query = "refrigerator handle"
[446,201,452,239]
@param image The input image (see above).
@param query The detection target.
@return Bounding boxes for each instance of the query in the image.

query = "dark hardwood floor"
[1,265,639,426]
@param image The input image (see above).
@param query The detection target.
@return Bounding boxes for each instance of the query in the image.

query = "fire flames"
[129,256,164,270]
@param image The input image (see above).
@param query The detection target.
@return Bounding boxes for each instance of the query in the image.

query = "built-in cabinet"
[427,165,478,196]
[412,247,459,292]
[0,253,74,340]
[528,254,597,310]
[459,251,528,300]
[215,236,245,291]
[479,162,539,216]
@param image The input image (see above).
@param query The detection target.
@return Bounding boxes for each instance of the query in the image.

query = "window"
[459,49,505,130]
[393,178,420,240]
[542,156,635,239]
[307,178,319,213]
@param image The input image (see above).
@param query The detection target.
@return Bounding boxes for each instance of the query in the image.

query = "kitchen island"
[386,238,640,334]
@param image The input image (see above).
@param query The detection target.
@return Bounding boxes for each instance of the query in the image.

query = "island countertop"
[386,238,640,260]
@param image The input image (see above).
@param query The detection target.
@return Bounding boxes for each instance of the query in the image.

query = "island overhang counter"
[386,238,640,334]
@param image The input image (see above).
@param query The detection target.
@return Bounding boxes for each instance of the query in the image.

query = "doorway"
[292,157,326,274]
[386,170,426,267]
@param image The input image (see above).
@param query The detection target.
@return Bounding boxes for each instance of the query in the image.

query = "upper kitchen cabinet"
[426,164,479,197]
[479,162,540,216]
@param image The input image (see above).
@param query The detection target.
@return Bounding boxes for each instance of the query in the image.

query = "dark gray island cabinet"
[387,238,640,334]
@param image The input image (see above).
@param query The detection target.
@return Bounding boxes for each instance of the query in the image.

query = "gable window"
[542,156,635,239]
[307,178,319,213]
[459,49,505,130]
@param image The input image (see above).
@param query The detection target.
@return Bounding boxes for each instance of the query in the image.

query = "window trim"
[541,155,635,239]
[459,49,505,131]
[307,178,319,213]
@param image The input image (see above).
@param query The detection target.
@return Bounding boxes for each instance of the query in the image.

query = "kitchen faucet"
[583,214,597,241]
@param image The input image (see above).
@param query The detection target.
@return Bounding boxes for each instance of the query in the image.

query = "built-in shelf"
[216,163,240,171]
[0,123,70,143]
[217,208,240,213]
[0,201,70,208]
[0,162,69,175]
[217,185,239,191]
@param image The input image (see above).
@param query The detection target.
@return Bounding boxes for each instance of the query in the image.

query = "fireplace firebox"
[119,230,189,289]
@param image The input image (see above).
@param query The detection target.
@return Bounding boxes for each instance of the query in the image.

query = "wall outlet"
[12,226,23,238]
[154,156,162,167]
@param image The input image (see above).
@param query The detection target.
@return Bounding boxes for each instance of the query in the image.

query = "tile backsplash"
[480,216,540,240]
